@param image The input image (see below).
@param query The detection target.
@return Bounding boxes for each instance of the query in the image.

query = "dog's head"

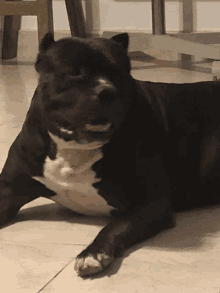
[35,33,134,149]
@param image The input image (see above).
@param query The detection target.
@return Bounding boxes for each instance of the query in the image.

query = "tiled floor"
[1,54,220,293]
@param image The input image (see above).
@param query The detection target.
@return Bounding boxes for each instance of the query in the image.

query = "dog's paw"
[74,251,113,277]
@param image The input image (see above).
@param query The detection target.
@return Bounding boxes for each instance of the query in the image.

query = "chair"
[0,0,87,59]
[212,61,220,81]
[151,0,220,81]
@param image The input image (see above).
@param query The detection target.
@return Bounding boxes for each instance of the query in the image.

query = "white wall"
[19,0,180,33]
[2,0,220,34]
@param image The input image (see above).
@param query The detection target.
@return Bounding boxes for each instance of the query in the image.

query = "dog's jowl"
[1,32,220,277]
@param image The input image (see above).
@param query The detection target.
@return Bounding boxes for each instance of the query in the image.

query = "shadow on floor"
[2,201,220,279]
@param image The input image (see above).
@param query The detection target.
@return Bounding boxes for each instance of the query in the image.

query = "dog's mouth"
[52,121,114,147]
[85,122,112,132]
[59,122,112,135]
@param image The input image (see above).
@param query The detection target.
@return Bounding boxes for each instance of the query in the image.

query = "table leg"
[151,0,165,35]
[2,0,22,60]
[64,0,87,38]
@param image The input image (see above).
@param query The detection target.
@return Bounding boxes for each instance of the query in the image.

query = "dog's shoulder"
[132,80,169,135]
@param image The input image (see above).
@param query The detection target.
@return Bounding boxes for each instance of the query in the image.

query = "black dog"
[1,32,220,276]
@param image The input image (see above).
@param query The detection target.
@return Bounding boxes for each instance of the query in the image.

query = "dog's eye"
[69,67,86,77]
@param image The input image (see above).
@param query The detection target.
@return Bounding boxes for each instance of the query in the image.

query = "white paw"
[74,253,113,276]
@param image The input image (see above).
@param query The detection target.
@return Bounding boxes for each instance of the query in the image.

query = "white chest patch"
[32,136,114,216]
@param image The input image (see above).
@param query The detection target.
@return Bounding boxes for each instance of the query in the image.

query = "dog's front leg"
[0,178,38,226]
[0,176,46,226]
[0,180,23,225]
[74,197,174,277]
[0,134,53,227]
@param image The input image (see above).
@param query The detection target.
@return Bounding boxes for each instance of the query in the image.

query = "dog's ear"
[35,33,55,73]
[39,32,55,53]
[111,33,129,51]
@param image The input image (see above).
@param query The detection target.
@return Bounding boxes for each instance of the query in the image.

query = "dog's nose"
[98,88,117,103]
[93,77,117,103]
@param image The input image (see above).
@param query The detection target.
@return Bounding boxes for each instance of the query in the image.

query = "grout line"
[37,256,76,292]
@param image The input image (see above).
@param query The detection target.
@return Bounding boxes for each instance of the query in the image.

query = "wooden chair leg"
[64,0,87,38]
[2,0,22,60]
[1,0,86,60]
[151,0,165,35]
[212,61,220,81]
[37,0,54,44]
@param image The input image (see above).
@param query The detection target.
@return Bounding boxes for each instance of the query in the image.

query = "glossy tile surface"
[0,54,220,292]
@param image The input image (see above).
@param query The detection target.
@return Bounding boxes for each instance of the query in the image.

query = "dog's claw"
[74,253,113,276]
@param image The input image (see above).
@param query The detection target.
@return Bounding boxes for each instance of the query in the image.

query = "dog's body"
[1,32,220,276]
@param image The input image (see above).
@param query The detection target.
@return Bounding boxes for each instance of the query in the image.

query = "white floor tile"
[40,207,220,293]
[0,241,76,293]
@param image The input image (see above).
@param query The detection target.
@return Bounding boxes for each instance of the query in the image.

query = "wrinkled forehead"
[48,38,128,71]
